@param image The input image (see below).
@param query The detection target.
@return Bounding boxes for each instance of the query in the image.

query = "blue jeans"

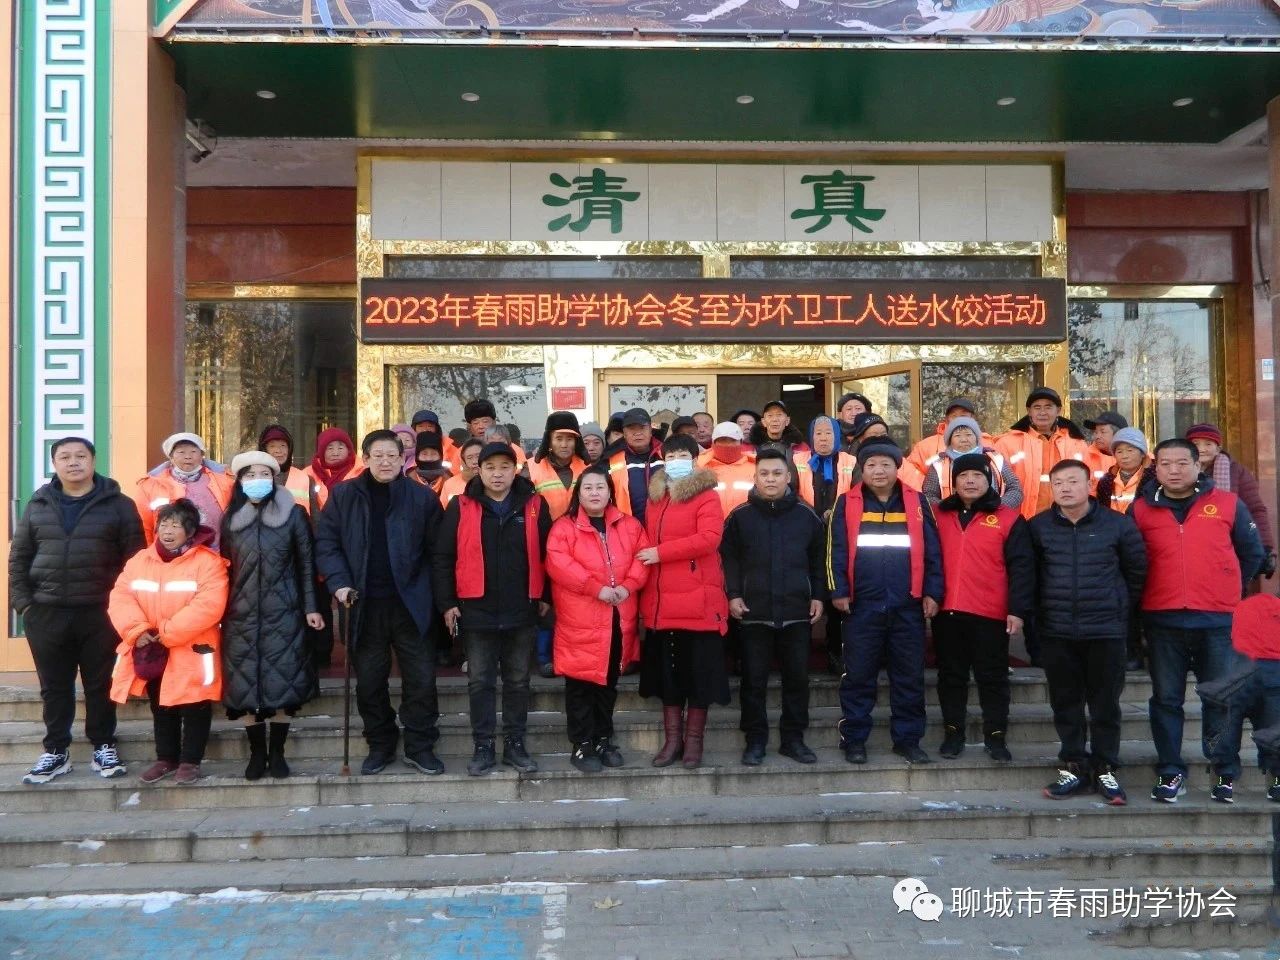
[1207,653,1280,778]
[1146,622,1233,777]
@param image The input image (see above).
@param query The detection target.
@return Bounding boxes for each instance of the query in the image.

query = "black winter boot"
[244,723,267,781]
[267,723,291,778]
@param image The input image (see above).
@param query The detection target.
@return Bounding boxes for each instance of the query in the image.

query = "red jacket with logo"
[1131,487,1245,614]
[935,497,1031,621]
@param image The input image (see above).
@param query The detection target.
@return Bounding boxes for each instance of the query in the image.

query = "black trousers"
[1041,636,1127,771]
[353,597,439,754]
[933,612,1010,736]
[739,622,811,747]
[145,679,212,765]
[564,612,623,746]
[465,625,535,743]
[823,600,844,662]
[24,603,119,754]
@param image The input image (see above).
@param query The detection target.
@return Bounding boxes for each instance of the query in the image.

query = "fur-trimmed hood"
[227,485,297,532]
[1006,415,1086,441]
[648,467,718,504]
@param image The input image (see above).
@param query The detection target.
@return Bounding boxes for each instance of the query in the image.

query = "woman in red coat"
[637,435,730,769]
[546,464,651,773]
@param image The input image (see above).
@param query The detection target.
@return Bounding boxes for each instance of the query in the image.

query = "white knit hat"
[161,432,206,457]
[229,450,281,476]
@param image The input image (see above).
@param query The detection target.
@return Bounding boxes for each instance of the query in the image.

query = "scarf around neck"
[808,416,841,483]
[1211,452,1233,492]
[170,464,203,484]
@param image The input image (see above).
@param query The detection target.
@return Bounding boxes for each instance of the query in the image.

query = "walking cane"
[339,590,359,776]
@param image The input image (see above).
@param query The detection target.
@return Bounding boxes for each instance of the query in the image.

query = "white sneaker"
[23,752,71,784]
[91,744,127,778]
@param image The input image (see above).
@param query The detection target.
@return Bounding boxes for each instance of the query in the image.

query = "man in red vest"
[933,453,1033,764]
[1131,438,1265,804]
[434,442,553,777]
[827,439,944,766]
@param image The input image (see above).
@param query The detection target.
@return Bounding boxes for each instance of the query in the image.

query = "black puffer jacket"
[432,475,553,632]
[220,487,319,712]
[720,488,827,627]
[1027,499,1148,641]
[748,423,809,490]
[8,475,144,611]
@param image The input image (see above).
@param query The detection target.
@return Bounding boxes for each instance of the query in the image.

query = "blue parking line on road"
[0,892,546,960]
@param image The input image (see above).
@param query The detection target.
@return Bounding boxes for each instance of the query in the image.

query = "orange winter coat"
[108,540,229,707]
[995,418,1089,520]
[699,449,757,517]
[135,469,235,544]
[1082,444,1116,494]
[546,507,651,686]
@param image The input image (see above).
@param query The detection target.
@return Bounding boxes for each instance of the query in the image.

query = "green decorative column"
[13,0,112,502]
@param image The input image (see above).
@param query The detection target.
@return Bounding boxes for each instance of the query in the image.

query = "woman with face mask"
[636,435,730,769]
[218,451,324,780]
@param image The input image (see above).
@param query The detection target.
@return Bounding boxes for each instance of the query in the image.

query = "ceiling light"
[782,383,814,393]
[255,89,276,100]
[736,94,754,105]
[996,96,1016,107]
[503,384,535,394]
[1172,97,1194,108]
[461,92,480,102]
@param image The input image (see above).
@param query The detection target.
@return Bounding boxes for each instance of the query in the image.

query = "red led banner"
[361,278,1066,344]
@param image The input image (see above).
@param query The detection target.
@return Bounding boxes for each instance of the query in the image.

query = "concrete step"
[0,787,1273,869]
[0,669,1168,723]
[1,741,1260,813]
[994,838,1276,880]
[0,700,1205,764]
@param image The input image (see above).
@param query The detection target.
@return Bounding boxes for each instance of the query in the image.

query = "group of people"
[8,385,1279,810]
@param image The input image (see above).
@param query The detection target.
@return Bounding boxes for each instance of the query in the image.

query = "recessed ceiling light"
[1172,97,1194,108]
[736,94,755,105]
[255,89,276,100]
[461,91,480,102]
[782,382,814,393]
[996,96,1017,107]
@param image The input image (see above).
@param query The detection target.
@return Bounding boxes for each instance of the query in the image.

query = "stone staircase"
[0,668,1274,945]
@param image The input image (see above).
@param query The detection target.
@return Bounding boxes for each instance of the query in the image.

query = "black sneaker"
[468,741,496,777]
[22,752,71,785]
[361,749,396,776]
[892,743,931,764]
[742,742,766,766]
[538,662,555,679]
[594,739,624,768]
[1044,766,1090,799]
[938,726,965,759]
[91,744,127,779]
[1126,655,1144,672]
[1095,768,1127,806]
[984,732,1012,763]
[843,742,867,765]
[570,743,602,773]
[1210,775,1234,804]
[1151,772,1186,803]
[403,748,444,775]
[779,741,817,765]
[1269,775,1280,803]
[502,739,538,773]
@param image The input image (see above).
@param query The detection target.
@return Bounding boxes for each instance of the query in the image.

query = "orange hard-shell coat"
[546,506,651,686]
[108,541,230,707]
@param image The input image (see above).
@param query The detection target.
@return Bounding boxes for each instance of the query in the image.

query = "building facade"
[3,0,1279,668]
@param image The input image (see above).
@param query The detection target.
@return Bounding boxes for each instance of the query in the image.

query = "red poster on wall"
[551,387,587,410]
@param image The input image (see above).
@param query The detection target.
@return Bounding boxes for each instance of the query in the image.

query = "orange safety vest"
[135,470,235,545]
[926,450,1009,502]
[440,473,469,508]
[302,462,364,511]
[995,427,1088,520]
[607,446,661,518]
[108,543,229,707]
[1082,445,1116,494]
[699,449,757,517]
[282,466,322,516]
[527,456,585,520]
[795,451,855,510]
[1104,465,1146,514]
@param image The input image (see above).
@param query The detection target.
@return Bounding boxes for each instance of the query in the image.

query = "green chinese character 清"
[543,168,640,234]
[790,170,886,234]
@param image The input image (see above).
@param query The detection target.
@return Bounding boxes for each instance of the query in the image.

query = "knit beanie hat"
[944,416,983,447]
[856,438,903,468]
[415,431,442,457]
[1185,422,1223,446]
[1111,427,1149,457]
[850,413,889,443]
[951,452,994,489]
[580,422,606,444]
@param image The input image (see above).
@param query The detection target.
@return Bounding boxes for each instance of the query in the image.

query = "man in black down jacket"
[314,430,444,777]
[8,437,144,784]
[1029,459,1147,806]
[721,448,827,766]
[434,443,553,777]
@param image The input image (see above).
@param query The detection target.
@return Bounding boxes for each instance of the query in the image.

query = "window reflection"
[389,364,547,453]
[922,363,1038,436]
[1068,300,1215,442]
[184,301,356,465]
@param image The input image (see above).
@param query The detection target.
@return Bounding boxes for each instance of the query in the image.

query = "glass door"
[827,361,921,451]
[598,371,718,433]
